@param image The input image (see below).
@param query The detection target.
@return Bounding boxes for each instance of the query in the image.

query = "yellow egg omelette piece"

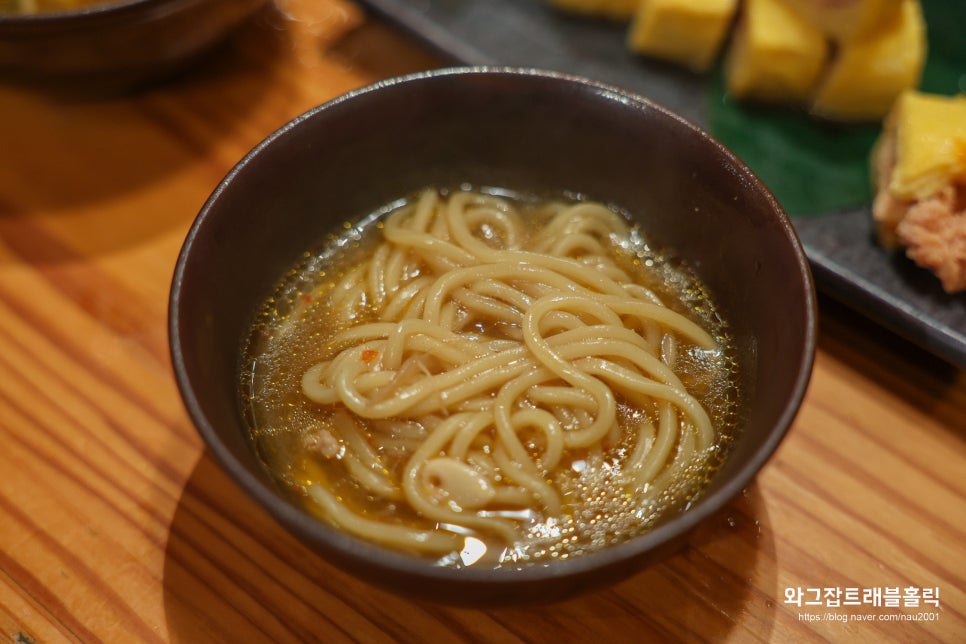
[810,0,926,122]
[725,0,829,103]
[888,91,966,202]
[780,0,902,43]
[626,0,739,72]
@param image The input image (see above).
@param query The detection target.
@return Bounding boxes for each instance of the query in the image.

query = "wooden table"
[1,1,963,641]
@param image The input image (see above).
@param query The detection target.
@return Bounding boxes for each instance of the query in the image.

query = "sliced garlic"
[421,457,496,510]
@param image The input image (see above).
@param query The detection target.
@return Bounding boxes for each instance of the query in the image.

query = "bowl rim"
[169,65,817,589]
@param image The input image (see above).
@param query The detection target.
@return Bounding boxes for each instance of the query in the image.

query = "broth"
[242,187,741,567]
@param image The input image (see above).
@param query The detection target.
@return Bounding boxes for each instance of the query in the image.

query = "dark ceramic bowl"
[170,67,816,605]
[0,0,268,90]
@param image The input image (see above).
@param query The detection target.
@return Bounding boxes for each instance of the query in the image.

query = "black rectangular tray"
[356,0,966,368]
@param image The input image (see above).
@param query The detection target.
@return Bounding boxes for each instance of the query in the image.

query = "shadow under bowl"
[170,67,816,605]
[0,0,268,92]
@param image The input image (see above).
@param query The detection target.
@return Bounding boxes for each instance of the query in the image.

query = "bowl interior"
[171,68,815,603]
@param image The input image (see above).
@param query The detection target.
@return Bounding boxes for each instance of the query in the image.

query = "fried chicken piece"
[871,91,966,293]
[895,186,966,293]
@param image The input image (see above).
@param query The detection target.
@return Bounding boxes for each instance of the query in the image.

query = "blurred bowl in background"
[0,0,269,92]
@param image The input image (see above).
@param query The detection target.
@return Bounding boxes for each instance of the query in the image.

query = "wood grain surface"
[0,1,963,641]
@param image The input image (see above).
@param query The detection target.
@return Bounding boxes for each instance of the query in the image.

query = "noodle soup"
[242,187,740,567]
